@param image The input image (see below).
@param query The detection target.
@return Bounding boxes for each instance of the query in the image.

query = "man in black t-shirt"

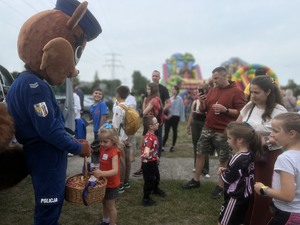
[151,70,171,112]
[148,70,171,157]
[133,70,171,176]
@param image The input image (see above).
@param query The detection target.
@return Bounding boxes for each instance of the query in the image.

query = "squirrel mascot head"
[18,0,101,85]
[0,0,101,190]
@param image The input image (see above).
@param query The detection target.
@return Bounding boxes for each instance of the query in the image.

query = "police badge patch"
[34,102,48,117]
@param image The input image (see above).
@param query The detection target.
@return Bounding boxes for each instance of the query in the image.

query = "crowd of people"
[81,67,300,225]
[5,66,300,225]
[4,1,300,224]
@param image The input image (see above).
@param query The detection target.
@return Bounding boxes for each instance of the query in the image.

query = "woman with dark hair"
[237,75,287,225]
[186,83,210,177]
[162,85,185,152]
[143,83,163,123]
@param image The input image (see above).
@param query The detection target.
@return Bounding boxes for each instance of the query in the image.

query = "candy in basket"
[65,156,106,206]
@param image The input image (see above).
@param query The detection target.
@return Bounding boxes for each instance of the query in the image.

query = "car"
[81,97,93,122]
[85,95,114,111]
[0,65,14,102]
[55,95,113,123]
[55,95,92,122]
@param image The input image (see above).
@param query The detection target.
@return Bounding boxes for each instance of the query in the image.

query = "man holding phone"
[182,67,246,199]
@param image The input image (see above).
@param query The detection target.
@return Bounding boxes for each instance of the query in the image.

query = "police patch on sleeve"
[34,102,48,117]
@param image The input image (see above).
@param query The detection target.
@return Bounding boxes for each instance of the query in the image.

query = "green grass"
[0,177,222,225]
[0,122,222,225]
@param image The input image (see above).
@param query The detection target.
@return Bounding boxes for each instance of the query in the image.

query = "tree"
[72,77,80,87]
[132,71,149,95]
[91,71,101,91]
[101,79,121,96]
[11,71,20,80]
[281,79,300,97]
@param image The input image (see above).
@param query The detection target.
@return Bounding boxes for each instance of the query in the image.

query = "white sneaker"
[203,174,211,179]
[192,168,196,172]
[68,153,74,157]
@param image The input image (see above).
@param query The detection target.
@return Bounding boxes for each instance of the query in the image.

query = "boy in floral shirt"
[141,115,166,206]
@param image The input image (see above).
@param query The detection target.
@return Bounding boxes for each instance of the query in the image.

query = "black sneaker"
[123,182,131,189]
[119,185,125,194]
[153,188,166,197]
[142,198,156,207]
[169,146,174,152]
[211,185,223,199]
[98,221,109,225]
[182,179,200,189]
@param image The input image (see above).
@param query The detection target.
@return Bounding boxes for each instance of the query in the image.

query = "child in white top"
[254,112,300,224]
[112,85,131,193]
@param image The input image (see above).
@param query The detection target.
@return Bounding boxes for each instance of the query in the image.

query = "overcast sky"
[1,0,299,87]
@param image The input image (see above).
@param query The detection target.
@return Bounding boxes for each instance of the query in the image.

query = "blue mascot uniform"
[7,0,101,224]
[7,72,82,224]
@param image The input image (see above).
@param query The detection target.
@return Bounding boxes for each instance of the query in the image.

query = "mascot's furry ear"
[40,37,78,85]
[66,1,88,30]
[0,104,28,190]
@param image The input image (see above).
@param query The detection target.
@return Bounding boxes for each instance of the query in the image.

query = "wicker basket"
[65,157,107,205]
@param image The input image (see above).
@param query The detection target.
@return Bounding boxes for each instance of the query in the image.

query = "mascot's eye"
[74,46,83,64]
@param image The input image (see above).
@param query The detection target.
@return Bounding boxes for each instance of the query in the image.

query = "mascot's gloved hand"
[79,140,92,158]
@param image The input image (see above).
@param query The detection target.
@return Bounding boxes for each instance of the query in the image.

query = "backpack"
[119,104,141,135]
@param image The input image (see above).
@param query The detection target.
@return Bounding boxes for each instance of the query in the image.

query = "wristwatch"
[225,108,229,113]
[260,186,269,196]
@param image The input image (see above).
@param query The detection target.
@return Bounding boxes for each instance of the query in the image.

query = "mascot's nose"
[69,69,79,78]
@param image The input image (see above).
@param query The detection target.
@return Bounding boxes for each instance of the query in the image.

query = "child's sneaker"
[98,221,109,225]
[211,185,223,199]
[142,198,156,207]
[119,185,125,194]
[153,188,166,197]
[123,182,131,189]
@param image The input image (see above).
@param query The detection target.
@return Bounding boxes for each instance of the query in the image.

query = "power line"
[23,0,40,12]
[0,1,29,20]
[103,53,124,80]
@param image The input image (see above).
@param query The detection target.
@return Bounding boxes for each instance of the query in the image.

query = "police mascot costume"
[5,0,101,224]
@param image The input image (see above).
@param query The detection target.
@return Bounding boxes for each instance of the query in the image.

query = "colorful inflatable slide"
[162,53,204,91]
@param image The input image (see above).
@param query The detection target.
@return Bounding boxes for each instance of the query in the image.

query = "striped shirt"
[221,152,254,200]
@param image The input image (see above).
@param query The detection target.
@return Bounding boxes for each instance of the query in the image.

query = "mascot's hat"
[55,0,102,41]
